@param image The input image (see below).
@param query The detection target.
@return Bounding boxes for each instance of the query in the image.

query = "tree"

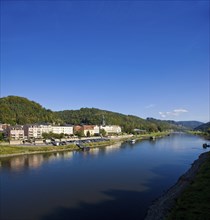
[0,132,4,141]
[100,129,106,137]
[75,130,84,138]
[86,131,91,137]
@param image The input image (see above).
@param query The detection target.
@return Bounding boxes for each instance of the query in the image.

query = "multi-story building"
[24,124,43,139]
[52,125,73,135]
[100,125,122,134]
[24,124,73,139]
[0,123,10,132]
[40,124,52,134]
[7,125,25,140]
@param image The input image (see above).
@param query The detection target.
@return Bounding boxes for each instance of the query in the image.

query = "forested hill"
[174,121,203,129]
[0,96,62,125]
[194,122,210,132]
[55,108,180,133]
[147,118,204,130]
[0,95,187,133]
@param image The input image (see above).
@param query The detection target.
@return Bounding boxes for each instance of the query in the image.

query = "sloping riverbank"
[144,151,210,220]
[0,140,117,158]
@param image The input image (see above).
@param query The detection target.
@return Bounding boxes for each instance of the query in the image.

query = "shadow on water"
[40,163,189,220]
[40,189,154,220]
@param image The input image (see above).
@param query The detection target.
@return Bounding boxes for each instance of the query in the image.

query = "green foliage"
[42,132,64,139]
[74,130,85,138]
[167,152,210,220]
[100,129,106,136]
[0,96,63,125]
[0,133,4,141]
[56,108,179,133]
[194,122,210,132]
[86,130,91,137]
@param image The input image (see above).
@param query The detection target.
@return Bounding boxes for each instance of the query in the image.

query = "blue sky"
[1,0,209,122]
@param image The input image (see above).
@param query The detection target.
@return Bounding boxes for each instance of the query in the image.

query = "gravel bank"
[144,152,209,220]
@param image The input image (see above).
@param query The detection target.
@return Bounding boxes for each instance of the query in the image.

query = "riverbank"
[0,140,117,158]
[0,132,170,158]
[144,151,210,220]
[187,130,210,140]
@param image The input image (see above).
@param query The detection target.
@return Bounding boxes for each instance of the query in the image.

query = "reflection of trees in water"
[0,151,74,171]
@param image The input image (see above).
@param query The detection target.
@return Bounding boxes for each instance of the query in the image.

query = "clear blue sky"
[1,0,209,122]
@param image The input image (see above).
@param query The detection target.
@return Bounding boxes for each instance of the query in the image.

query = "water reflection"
[0,142,123,171]
[103,142,122,154]
[0,151,74,172]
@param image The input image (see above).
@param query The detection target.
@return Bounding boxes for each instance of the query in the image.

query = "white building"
[40,124,52,134]
[23,124,74,139]
[52,125,73,135]
[24,124,43,139]
[100,125,122,134]
[93,125,100,134]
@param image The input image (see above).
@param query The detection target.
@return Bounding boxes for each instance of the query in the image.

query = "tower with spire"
[102,115,106,126]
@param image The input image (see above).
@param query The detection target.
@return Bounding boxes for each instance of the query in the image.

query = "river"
[1,133,209,220]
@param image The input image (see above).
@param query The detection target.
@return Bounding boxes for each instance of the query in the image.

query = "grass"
[167,151,210,220]
[0,144,78,156]
[0,140,117,156]
[84,140,116,147]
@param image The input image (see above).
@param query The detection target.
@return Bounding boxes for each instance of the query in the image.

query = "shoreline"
[0,141,119,158]
[144,151,210,220]
[0,132,170,158]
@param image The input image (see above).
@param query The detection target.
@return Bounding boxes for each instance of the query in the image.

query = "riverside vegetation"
[167,151,210,220]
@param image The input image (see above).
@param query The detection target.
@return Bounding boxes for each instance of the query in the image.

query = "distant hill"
[194,122,210,132]
[0,96,62,125]
[176,121,204,129]
[165,120,204,130]
[146,118,186,131]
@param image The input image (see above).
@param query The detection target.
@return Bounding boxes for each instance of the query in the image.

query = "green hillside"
[0,95,187,133]
[194,122,210,132]
[0,96,62,125]
[55,108,179,133]
[176,121,203,129]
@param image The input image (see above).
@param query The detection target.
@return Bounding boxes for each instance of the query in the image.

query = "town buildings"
[2,123,121,140]
[24,124,74,139]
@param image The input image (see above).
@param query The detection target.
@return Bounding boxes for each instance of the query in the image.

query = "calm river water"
[1,133,209,220]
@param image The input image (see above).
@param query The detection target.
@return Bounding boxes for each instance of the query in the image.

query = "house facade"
[100,125,122,134]
[7,125,25,140]
[24,124,73,138]
[74,125,100,136]
[0,123,10,132]
[24,124,43,139]
[52,125,73,135]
